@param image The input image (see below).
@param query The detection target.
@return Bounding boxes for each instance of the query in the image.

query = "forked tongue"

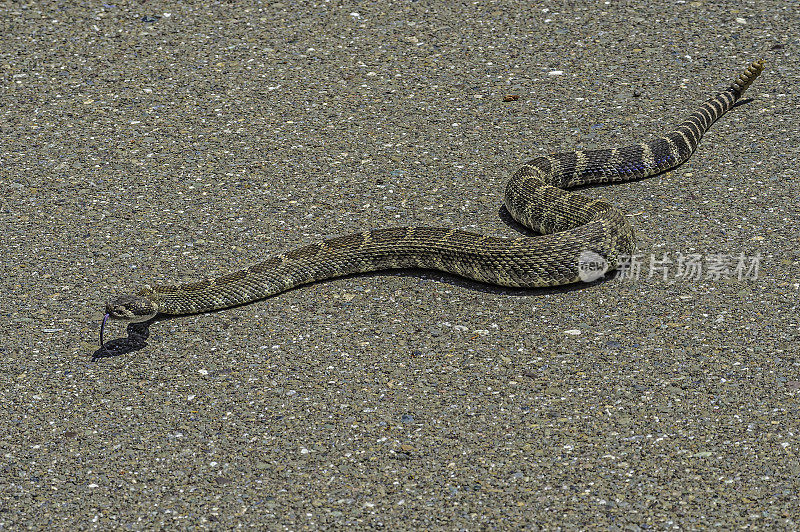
[100,313,110,348]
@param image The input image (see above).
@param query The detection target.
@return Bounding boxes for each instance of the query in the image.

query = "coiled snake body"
[102,61,764,335]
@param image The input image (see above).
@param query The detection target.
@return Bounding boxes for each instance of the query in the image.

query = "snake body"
[104,61,764,324]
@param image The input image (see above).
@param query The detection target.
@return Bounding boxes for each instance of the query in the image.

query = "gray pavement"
[1,1,798,529]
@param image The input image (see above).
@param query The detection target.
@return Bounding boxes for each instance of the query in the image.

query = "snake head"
[104,295,159,322]
[100,294,158,350]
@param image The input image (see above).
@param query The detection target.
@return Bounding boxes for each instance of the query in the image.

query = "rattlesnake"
[101,60,764,343]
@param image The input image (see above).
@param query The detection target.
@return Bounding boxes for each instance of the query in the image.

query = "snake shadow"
[93,318,160,360]
[92,276,606,361]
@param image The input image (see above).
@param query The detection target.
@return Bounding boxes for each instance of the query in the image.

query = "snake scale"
[102,60,764,338]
